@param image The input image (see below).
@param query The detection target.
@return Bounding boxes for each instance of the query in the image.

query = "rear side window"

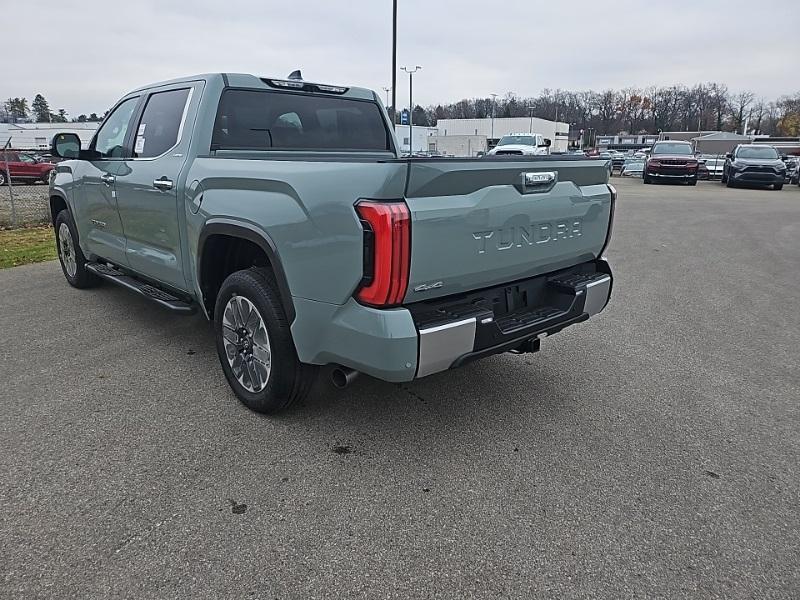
[212,89,391,152]
[134,88,190,158]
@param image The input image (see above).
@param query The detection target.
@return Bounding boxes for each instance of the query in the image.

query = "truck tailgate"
[402,157,613,303]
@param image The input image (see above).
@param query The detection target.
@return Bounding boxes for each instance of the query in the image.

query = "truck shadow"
[91,280,575,455]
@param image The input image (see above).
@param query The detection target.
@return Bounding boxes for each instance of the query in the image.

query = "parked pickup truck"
[48,73,615,414]
[487,133,551,156]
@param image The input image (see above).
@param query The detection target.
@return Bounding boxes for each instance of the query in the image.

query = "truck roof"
[130,73,377,101]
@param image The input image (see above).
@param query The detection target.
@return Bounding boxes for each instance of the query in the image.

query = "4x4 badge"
[413,281,443,293]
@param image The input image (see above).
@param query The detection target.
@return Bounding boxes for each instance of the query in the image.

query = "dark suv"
[722,145,786,190]
[643,141,698,185]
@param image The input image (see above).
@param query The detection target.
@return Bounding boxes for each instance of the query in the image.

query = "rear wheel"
[0,171,6,185]
[213,267,317,414]
[54,210,99,289]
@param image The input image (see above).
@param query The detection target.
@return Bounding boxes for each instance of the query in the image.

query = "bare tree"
[730,91,755,133]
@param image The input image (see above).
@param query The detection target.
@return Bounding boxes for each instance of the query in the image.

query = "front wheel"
[54,210,99,289]
[0,171,6,185]
[213,267,317,414]
[688,178,697,186]
[773,183,783,191]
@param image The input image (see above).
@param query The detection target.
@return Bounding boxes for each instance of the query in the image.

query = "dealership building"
[433,117,570,153]
[0,122,99,151]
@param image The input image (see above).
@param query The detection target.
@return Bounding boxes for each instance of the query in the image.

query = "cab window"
[93,97,138,158]
[133,88,190,158]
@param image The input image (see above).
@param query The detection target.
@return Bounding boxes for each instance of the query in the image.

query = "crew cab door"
[73,96,140,266]
[114,83,200,291]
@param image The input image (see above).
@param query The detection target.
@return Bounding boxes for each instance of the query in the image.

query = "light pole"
[490,93,499,144]
[391,0,397,128]
[401,66,421,154]
[527,105,534,133]
[382,86,392,109]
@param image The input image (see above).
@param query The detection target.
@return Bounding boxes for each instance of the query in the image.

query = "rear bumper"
[412,259,612,377]
[292,259,613,382]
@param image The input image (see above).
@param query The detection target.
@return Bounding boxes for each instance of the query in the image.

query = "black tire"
[688,178,697,186]
[721,170,728,184]
[726,176,735,188]
[0,171,6,185]
[54,209,99,289]
[642,174,650,184]
[214,267,317,414]
[773,183,783,191]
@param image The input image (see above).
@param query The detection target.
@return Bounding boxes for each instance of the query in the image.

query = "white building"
[392,124,438,154]
[428,135,487,157]
[433,117,570,153]
[0,122,100,151]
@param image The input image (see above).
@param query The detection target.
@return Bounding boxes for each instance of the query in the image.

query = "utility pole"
[527,105,535,133]
[401,66,421,154]
[490,93,499,143]
[382,86,392,109]
[391,0,397,129]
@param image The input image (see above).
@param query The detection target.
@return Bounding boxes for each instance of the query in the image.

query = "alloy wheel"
[58,222,77,277]
[221,294,272,393]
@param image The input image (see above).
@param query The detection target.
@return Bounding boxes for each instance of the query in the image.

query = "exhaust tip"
[331,366,359,389]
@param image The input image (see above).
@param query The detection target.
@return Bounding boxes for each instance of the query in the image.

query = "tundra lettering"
[473,220,583,253]
[48,72,614,415]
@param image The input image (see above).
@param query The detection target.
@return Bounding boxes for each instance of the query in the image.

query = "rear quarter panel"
[184,156,407,305]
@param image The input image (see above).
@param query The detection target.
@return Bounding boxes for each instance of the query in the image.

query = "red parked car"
[0,151,55,185]
[642,141,699,185]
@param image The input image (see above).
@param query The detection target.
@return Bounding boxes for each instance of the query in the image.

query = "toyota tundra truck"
[48,73,615,414]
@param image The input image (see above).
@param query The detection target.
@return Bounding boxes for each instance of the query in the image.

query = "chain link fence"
[0,182,50,227]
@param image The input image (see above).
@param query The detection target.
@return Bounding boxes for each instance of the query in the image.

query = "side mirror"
[540,139,552,147]
[725,152,733,159]
[51,133,81,159]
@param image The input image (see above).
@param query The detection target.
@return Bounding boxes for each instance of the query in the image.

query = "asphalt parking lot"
[1,178,799,599]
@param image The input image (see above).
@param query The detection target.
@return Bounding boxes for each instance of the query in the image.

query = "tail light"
[354,200,411,306]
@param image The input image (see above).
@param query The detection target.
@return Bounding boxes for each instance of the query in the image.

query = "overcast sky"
[7,0,799,116]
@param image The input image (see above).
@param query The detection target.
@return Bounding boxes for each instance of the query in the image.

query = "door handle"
[100,174,115,186]
[153,177,174,191]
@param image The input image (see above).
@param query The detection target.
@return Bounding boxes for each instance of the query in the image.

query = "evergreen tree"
[32,94,51,122]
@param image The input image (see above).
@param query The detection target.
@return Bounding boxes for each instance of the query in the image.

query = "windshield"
[651,142,693,156]
[498,135,535,146]
[736,146,778,159]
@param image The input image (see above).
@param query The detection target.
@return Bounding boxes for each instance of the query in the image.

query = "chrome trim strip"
[417,318,476,378]
[583,275,611,316]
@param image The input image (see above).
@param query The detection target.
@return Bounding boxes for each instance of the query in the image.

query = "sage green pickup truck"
[48,73,615,414]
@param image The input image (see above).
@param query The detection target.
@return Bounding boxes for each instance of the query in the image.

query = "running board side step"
[85,263,196,315]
